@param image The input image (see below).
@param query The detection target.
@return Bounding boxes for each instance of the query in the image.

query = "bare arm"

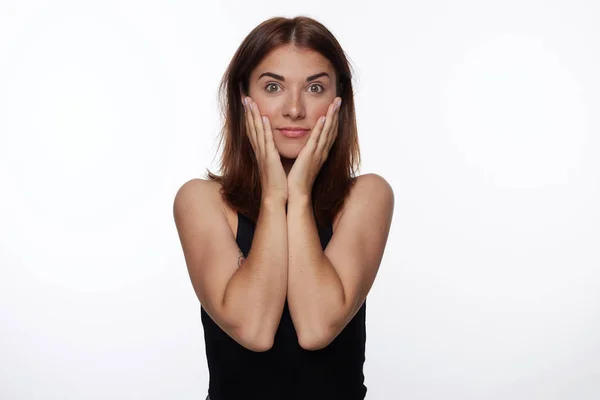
[286,174,394,350]
[286,194,344,350]
[221,196,288,350]
[174,179,288,352]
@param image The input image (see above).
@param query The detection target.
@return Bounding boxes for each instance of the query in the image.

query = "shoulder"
[352,173,394,197]
[334,173,394,231]
[347,173,394,218]
[173,178,226,219]
[174,178,221,207]
[173,178,238,236]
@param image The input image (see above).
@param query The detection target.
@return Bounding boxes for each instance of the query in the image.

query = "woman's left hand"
[287,97,342,199]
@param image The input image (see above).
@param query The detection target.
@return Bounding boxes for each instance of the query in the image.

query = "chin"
[275,140,305,159]
[277,148,300,160]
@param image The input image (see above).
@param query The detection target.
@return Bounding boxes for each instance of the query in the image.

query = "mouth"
[277,128,310,138]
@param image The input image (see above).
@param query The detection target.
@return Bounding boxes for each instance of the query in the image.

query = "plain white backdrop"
[1,0,599,399]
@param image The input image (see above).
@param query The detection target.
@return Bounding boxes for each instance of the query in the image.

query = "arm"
[286,174,394,350]
[222,195,288,350]
[174,179,288,352]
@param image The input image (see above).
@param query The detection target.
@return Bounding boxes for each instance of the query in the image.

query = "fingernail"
[336,98,342,107]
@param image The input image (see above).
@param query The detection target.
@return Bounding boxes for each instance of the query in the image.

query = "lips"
[277,127,310,138]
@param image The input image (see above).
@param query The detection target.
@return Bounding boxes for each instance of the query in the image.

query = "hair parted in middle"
[206,16,360,229]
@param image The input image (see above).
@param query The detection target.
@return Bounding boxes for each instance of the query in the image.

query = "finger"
[317,101,338,153]
[310,101,336,150]
[327,102,341,151]
[249,100,266,156]
[244,98,258,153]
[326,116,339,153]
[262,115,275,150]
[249,98,267,159]
[244,111,253,147]
[308,115,327,152]
[245,109,258,155]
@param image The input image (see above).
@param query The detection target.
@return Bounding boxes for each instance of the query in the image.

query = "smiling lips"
[277,126,310,138]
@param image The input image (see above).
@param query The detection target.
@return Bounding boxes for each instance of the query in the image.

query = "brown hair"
[206,16,360,229]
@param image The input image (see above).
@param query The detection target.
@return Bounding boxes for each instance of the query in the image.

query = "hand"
[287,97,342,199]
[243,97,288,202]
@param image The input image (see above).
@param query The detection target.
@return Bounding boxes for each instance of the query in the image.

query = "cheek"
[252,99,277,117]
[311,103,331,122]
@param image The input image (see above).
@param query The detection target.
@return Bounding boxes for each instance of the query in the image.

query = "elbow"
[297,325,336,351]
[236,324,276,352]
[244,336,275,353]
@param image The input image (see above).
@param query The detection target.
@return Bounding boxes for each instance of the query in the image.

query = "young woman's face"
[247,44,337,159]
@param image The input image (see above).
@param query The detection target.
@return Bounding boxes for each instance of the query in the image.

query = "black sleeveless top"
[200,211,367,400]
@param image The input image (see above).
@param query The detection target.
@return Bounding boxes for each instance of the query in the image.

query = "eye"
[265,83,281,92]
[307,84,324,93]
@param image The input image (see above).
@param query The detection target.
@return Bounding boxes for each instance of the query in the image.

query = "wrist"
[261,194,288,209]
[287,192,312,207]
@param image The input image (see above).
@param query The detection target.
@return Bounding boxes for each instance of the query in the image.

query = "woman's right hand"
[243,97,288,203]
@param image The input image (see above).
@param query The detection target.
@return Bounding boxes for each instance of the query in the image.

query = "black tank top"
[200,211,367,400]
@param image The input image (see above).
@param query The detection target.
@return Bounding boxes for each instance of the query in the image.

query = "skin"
[174,42,394,351]
[237,44,394,350]
[174,43,393,354]
[245,44,340,177]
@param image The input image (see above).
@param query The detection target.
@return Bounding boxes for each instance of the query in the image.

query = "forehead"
[252,45,334,79]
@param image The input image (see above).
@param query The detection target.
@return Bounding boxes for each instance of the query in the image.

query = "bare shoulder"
[174,178,221,207]
[353,173,394,197]
[173,178,237,237]
[333,173,394,231]
[173,177,258,348]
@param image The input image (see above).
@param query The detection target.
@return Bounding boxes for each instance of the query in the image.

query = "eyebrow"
[257,72,330,82]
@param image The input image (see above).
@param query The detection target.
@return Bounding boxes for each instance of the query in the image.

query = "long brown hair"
[206,16,360,229]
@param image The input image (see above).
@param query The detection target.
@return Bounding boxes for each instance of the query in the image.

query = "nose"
[282,91,306,120]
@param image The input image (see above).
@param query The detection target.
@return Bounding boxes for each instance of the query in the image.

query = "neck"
[281,156,295,176]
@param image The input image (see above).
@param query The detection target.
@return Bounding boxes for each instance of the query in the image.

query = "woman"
[174,16,394,400]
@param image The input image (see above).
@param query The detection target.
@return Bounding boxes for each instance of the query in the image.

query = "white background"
[1,0,599,399]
